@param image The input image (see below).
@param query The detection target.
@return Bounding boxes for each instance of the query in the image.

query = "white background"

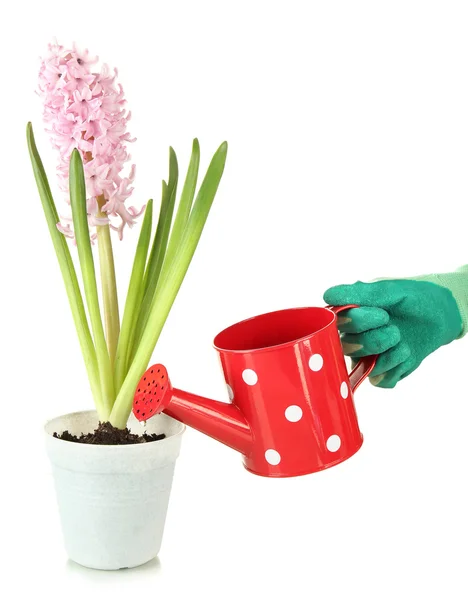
[1,1,467,598]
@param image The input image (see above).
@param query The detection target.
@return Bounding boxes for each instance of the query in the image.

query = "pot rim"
[44,409,185,448]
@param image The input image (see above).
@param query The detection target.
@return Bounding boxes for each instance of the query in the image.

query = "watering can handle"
[326,304,378,393]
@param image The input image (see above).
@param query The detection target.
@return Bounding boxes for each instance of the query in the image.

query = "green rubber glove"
[323,279,463,388]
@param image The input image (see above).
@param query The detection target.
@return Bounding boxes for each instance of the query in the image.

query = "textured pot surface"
[45,410,185,570]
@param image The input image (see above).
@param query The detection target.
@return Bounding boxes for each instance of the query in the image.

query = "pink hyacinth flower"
[38,42,143,240]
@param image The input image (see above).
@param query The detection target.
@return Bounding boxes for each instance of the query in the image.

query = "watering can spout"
[132,364,252,455]
[165,389,253,455]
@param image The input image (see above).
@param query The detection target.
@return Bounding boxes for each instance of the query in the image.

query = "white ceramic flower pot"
[45,410,185,570]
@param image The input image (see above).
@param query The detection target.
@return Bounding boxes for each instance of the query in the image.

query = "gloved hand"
[323,279,463,388]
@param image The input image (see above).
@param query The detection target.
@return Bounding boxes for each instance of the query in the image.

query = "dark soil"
[53,421,166,445]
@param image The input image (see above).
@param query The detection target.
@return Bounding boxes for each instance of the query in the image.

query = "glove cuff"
[410,266,468,339]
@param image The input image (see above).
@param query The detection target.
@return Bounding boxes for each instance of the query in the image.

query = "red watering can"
[133,306,377,478]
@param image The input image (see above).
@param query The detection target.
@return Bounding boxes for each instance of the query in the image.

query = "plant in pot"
[28,42,227,571]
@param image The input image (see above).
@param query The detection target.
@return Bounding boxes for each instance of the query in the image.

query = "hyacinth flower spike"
[28,42,228,426]
[37,43,141,372]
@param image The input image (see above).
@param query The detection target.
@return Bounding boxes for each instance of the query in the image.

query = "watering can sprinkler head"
[133,365,173,420]
[133,306,377,478]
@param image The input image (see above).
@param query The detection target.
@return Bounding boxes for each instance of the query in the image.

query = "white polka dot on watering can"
[326,435,341,452]
[285,405,303,422]
[242,369,258,385]
[340,382,349,399]
[265,449,281,465]
[309,354,324,371]
[226,384,234,401]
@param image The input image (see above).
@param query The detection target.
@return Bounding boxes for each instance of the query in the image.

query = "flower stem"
[96,195,120,370]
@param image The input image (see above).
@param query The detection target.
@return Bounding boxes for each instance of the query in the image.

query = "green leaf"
[26,123,103,416]
[129,148,179,360]
[114,199,153,392]
[110,141,228,428]
[163,139,200,274]
[143,148,179,298]
[69,150,115,416]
